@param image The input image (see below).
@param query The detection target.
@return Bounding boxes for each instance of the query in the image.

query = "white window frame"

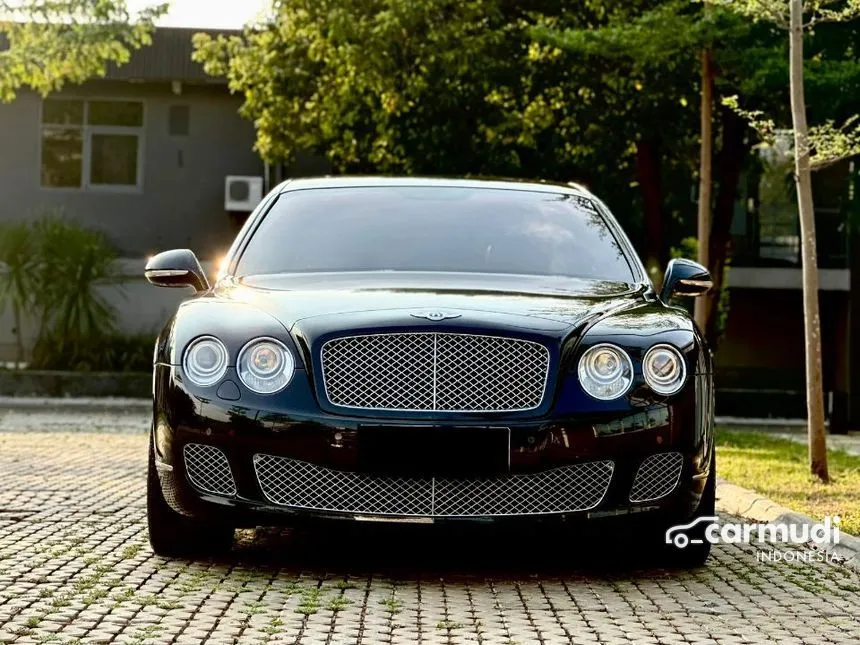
[39,97,146,193]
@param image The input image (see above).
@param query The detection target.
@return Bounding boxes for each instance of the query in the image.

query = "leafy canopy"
[0,0,167,102]
[718,0,860,168]
[191,0,702,242]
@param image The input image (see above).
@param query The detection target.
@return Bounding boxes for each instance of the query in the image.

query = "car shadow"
[213,522,690,578]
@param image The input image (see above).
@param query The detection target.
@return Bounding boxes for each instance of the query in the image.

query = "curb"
[716,478,860,571]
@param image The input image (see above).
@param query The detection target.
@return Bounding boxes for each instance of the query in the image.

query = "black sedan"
[145,177,715,566]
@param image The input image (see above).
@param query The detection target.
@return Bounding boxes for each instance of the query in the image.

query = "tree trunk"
[694,46,714,333]
[635,139,665,285]
[704,106,748,349]
[789,0,829,482]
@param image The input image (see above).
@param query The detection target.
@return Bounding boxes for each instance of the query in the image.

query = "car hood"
[213,272,647,336]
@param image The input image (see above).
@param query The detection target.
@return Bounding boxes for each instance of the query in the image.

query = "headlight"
[578,344,633,400]
[183,336,228,386]
[643,344,686,395]
[238,338,295,394]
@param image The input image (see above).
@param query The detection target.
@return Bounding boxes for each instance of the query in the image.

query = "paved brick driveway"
[1,428,860,644]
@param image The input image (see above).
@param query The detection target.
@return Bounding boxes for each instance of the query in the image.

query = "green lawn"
[716,429,860,537]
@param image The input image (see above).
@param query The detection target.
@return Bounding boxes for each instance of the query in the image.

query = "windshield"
[235,186,636,282]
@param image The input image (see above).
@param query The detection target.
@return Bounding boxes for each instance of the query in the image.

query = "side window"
[40,98,144,190]
[40,99,84,188]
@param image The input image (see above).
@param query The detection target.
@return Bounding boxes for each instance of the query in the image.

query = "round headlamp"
[578,344,633,400]
[238,338,295,394]
[643,344,686,395]
[183,336,228,387]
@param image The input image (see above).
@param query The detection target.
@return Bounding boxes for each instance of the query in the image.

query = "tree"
[530,1,760,332]
[192,0,689,241]
[720,0,860,483]
[694,4,714,332]
[0,0,167,102]
[530,1,705,281]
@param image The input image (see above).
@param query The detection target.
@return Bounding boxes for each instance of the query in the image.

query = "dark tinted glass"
[41,99,84,125]
[40,128,83,187]
[88,101,143,127]
[89,134,138,185]
[236,187,635,281]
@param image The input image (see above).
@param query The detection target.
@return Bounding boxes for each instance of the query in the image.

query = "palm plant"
[29,216,123,366]
[1,213,123,368]
[0,222,38,364]
[33,217,121,336]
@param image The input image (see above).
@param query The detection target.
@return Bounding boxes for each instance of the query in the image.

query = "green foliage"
[29,216,121,340]
[193,0,541,175]
[192,0,860,307]
[531,0,708,65]
[713,0,860,27]
[723,95,860,169]
[0,221,38,361]
[670,236,700,262]
[719,1,860,168]
[670,236,730,340]
[0,0,168,102]
[0,213,123,368]
[191,0,702,247]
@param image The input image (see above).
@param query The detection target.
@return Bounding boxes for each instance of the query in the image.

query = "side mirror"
[659,258,712,302]
[144,249,210,293]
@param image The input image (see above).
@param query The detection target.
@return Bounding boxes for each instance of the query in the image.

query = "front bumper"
[152,366,713,527]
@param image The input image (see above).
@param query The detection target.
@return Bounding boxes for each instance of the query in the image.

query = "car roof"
[277,176,594,197]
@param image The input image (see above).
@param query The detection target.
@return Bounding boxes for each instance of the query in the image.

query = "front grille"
[253,454,614,517]
[321,332,550,412]
[183,444,236,497]
[629,452,684,502]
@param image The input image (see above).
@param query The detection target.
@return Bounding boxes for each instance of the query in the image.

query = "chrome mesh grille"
[253,454,613,517]
[629,452,684,502]
[183,443,236,497]
[321,332,550,412]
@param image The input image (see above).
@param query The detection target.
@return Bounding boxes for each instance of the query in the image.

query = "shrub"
[0,212,127,369]
[29,333,155,372]
[0,222,38,363]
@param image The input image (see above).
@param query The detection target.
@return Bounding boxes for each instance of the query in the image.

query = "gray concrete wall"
[0,259,213,362]
[0,81,260,361]
[0,81,262,259]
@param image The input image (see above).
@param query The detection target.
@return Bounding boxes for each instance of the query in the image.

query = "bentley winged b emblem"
[410,311,462,322]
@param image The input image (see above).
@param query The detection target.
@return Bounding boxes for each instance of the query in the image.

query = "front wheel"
[655,452,716,568]
[147,434,234,558]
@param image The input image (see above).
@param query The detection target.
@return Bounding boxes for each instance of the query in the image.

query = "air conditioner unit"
[225,175,264,212]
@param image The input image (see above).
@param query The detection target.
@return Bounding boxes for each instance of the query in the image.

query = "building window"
[40,98,144,190]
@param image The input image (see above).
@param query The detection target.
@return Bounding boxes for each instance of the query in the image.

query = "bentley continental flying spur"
[144,177,715,566]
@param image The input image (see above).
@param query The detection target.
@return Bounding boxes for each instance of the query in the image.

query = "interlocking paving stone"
[0,431,859,644]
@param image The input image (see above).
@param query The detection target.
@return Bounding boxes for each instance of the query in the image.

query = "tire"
[655,451,716,569]
[147,434,234,558]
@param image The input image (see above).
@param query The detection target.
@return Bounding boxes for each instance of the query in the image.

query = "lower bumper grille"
[253,454,614,517]
[184,443,237,497]
[629,452,684,502]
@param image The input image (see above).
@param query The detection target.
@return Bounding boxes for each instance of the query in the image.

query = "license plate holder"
[357,425,510,477]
